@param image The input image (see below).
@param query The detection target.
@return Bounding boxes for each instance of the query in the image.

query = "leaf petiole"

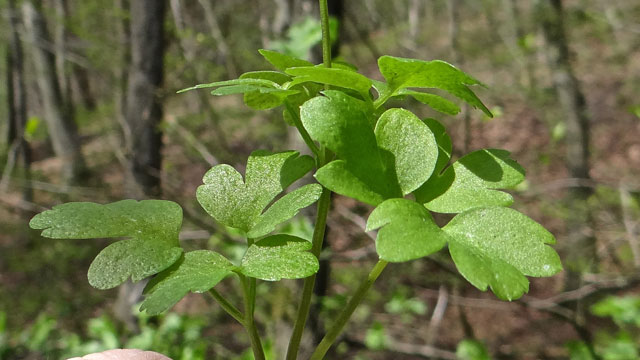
[310,259,388,359]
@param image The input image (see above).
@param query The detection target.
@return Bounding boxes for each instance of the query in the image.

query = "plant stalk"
[285,2,334,359]
[285,185,331,360]
[240,274,265,360]
[309,260,388,360]
[208,288,244,325]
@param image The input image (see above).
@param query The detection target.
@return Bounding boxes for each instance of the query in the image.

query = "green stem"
[309,260,388,360]
[285,100,320,159]
[238,274,263,360]
[208,288,244,325]
[285,185,331,360]
[319,0,332,69]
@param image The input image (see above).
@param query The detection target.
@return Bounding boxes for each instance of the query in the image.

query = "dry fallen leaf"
[67,349,172,360]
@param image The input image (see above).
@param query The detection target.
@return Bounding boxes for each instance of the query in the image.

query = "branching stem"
[309,260,388,360]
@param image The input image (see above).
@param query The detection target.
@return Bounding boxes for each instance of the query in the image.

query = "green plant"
[29,1,562,358]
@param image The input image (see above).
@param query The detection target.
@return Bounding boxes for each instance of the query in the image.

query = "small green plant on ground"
[29,1,562,358]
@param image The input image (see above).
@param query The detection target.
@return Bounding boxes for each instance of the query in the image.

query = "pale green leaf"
[258,49,312,71]
[29,200,183,289]
[286,67,373,95]
[366,199,448,262]
[240,71,292,85]
[415,149,525,213]
[397,89,461,115]
[377,56,492,116]
[375,108,438,194]
[248,184,323,238]
[444,207,562,300]
[177,78,278,93]
[240,235,319,280]
[197,150,316,234]
[140,251,236,315]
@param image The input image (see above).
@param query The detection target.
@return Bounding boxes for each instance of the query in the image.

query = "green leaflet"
[377,55,492,116]
[375,108,438,194]
[396,89,461,115]
[444,207,562,300]
[29,200,183,289]
[423,118,453,175]
[301,91,438,205]
[366,199,448,262]
[177,78,279,93]
[248,184,323,238]
[258,49,313,71]
[240,71,292,85]
[239,71,299,110]
[286,67,373,96]
[140,250,236,315]
[196,150,319,236]
[240,235,319,281]
[415,149,525,213]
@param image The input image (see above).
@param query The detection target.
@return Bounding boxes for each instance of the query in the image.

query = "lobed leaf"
[258,49,313,71]
[140,250,236,315]
[377,56,492,116]
[301,92,439,205]
[286,67,373,96]
[29,200,184,289]
[240,235,319,281]
[366,199,448,262]
[444,207,562,300]
[415,149,525,213]
[248,184,323,238]
[238,71,299,109]
[196,150,318,235]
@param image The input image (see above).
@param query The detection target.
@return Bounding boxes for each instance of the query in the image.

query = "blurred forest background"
[1,0,640,359]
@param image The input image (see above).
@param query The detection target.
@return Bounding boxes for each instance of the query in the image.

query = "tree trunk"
[116,0,166,331]
[123,0,166,199]
[2,0,32,208]
[536,0,596,326]
[448,0,472,153]
[22,0,86,185]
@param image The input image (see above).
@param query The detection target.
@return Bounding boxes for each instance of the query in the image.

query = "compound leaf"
[286,67,373,96]
[140,250,236,315]
[29,200,183,289]
[378,56,491,116]
[415,149,525,213]
[258,49,313,71]
[444,207,562,300]
[197,150,317,235]
[248,184,323,238]
[367,199,449,262]
[240,235,319,281]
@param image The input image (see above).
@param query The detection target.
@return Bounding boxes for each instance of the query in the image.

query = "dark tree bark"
[123,0,166,199]
[2,0,32,207]
[22,0,86,185]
